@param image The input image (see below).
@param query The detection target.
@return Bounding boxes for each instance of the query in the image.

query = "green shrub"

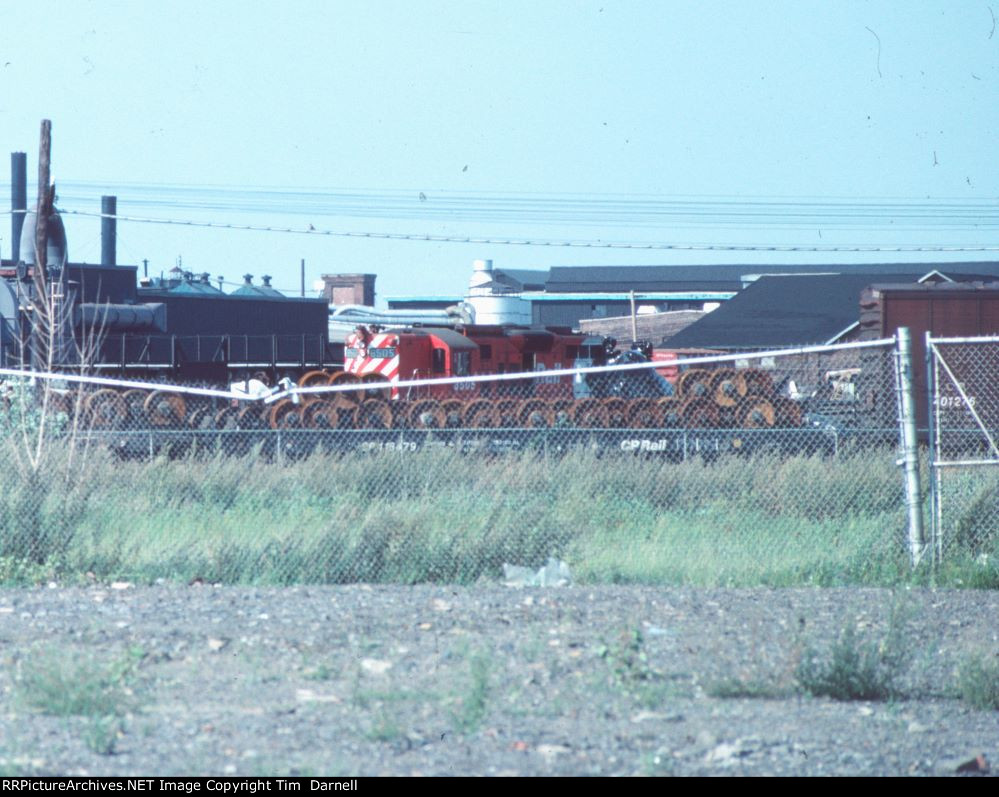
[796,618,909,701]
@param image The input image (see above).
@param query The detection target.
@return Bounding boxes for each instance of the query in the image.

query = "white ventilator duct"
[465,259,531,325]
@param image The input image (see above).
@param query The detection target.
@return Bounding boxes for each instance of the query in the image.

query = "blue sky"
[2,0,997,301]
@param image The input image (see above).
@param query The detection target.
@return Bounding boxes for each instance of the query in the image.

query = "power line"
[20,182,999,230]
[38,208,999,253]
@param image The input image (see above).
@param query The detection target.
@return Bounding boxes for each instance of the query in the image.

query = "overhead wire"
[37,207,999,253]
[19,182,999,230]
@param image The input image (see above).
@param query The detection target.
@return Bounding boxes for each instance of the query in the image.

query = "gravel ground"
[0,584,996,777]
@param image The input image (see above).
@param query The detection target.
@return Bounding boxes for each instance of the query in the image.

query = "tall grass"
[0,439,992,587]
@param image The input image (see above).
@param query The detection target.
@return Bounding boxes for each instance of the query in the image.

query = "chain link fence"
[0,338,919,586]
[927,336,999,568]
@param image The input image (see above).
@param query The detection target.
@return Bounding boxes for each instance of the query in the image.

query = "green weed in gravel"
[957,653,999,711]
[705,678,793,699]
[598,629,689,707]
[450,648,492,734]
[15,647,144,718]
[796,616,910,701]
[82,715,124,756]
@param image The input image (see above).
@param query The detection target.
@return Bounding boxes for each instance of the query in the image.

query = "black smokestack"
[11,152,26,262]
[101,195,116,266]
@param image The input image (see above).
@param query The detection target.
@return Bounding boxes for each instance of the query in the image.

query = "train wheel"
[573,398,609,428]
[739,397,777,428]
[496,399,520,427]
[360,373,393,401]
[303,400,339,429]
[602,397,629,428]
[44,389,75,420]
[743,368,775,396]
[658,396,682,428]
[269,398,306,430]
[389,401,409,429]
[711,369,748,408]
[297,370,330,388]
[295,370,330,405]
[409,399,445,429]
[628,398,661,428]
[680,397,720,428]
[187,405,215,430]
[327,371,362,405]
[86,389,128,429]
[354,398,393,429]
[120,389,150,424]
[551,398,574,427]
[463,399,500,428]
[442,399,465,428]
[677,369,712,398]
[518,399,554,428]
[773,397,804,427]
[214,406,240,430]
[144,391,186,427]
[236,404,266,430]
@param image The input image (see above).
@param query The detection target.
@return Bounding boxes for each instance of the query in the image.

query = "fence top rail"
[928,334,999,345]
[932,458,999,468]
[0,366,245,400]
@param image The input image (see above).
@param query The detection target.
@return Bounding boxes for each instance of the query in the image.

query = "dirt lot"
[0,584,996,776]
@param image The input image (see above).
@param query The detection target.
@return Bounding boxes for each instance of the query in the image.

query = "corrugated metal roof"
[666,273,926,349]
[494,268,548,291]
[167,281,222,295]
[545,262,999,293]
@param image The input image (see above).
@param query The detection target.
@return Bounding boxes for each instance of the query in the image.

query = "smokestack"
[11,152,26,263]
[101,195,116,266]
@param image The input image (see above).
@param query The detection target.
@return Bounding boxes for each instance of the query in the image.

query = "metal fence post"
[896,327,926,566]
[924,331,939,566]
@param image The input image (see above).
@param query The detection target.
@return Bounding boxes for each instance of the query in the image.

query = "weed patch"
[16,647,144,718]
[957,653,999,711]
[598,629,689,707]
[705,678,793,699]
[796,622,908,701]
[450,650,491,734]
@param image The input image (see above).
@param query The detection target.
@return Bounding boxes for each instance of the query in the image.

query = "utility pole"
[29,119,56,374]
[33,120,53,309]
[301,258,305,297]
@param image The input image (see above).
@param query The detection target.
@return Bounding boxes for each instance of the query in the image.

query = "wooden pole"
[33,119,53,305]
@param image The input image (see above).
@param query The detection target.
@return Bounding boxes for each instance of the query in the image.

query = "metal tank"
[17,209,69,269]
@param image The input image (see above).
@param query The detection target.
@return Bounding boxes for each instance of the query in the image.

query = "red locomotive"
[272,324,673,430]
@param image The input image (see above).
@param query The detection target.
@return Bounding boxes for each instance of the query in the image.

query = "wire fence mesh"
[928,337,999,568]
[0,338,920,586]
